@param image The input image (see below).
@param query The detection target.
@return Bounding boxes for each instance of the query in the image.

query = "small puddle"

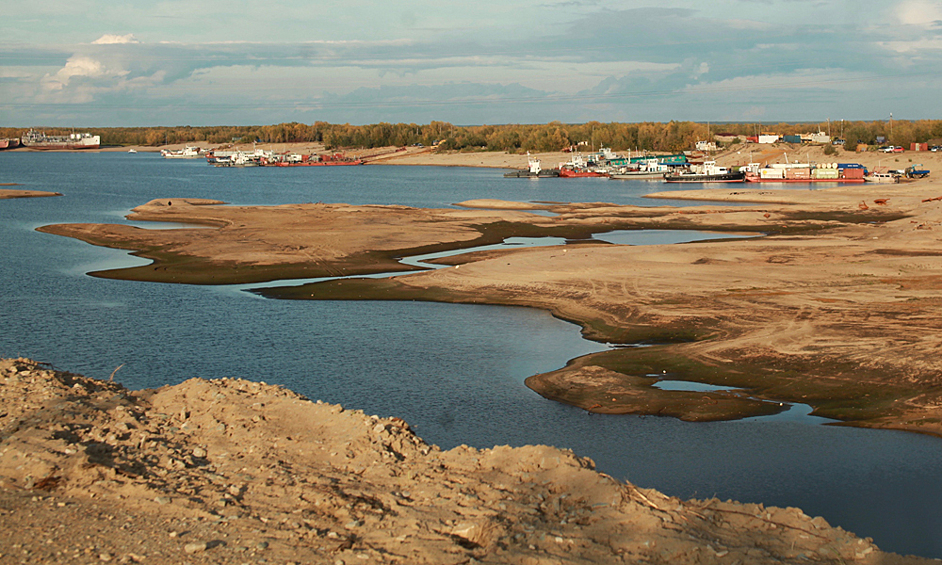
[650,378,834,425]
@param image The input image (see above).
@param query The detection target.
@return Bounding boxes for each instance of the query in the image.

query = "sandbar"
[34,159,942,436]
[0,188,61,199]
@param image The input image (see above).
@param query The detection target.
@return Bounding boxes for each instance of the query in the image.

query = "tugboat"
[664,161,745,183]
[504,153,559,178]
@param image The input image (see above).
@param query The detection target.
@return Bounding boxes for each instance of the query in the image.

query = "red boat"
[557,154,608,177]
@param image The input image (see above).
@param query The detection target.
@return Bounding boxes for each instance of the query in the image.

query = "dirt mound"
[0,358,928,564]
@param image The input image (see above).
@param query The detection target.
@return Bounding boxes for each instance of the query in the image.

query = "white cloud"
[92,34,140,44]
[41,55,129,91]
[896,0,942,27]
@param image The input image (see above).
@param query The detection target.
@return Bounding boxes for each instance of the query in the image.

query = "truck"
[905,164,930,179]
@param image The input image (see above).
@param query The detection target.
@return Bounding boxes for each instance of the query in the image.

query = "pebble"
[154,496,171,505]
[255,541,269,550]
[99,553,112,562]
[192,447,207,458]
[184,542,208,554]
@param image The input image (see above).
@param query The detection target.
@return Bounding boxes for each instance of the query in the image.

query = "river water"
[1,152,941,558]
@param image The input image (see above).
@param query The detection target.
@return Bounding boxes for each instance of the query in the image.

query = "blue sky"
[2,0,941,126]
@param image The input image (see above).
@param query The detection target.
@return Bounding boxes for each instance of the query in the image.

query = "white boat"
[864,171,900,184]
[21,129,100,150]
[504,152,560,177]
[161,146,203,159]
[610,158,670,180]
[664,161,745,183]
[127,149,137,154]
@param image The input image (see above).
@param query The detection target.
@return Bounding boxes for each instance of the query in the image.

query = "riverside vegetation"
[4,119,942,153]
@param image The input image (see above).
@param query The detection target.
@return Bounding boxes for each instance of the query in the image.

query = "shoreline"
[2,357,928,564]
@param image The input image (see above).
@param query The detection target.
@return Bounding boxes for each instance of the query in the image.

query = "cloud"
[42,55,117,90]
[92,34,140,45]
[896,0,942,27]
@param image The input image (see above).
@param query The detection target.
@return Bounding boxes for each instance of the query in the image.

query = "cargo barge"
[20,129,100,150]
[743,162,866,183]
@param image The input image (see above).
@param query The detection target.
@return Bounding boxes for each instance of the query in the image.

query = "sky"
[2,0,942,127]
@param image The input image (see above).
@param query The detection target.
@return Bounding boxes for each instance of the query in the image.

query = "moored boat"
[0,138,21,151]
[664,161,745,183]
[609,158,670,180]
[864,171,900,184]
[504,153,559,177]
[20,129,99,150]
[265,152,363,167]
[557,154,609,177]
[743,162,866,183]
[161,146,204,159]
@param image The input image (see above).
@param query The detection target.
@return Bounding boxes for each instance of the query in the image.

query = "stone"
[183,542,207,554]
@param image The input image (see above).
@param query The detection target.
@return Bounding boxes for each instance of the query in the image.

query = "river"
[1,151,940,558]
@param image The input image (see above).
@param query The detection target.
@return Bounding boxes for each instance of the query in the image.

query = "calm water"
[1,152,941,558]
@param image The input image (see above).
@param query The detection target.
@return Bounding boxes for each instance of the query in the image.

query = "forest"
[3,120,942,153]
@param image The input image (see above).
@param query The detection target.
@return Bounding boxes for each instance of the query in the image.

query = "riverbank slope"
[0,358,929,565]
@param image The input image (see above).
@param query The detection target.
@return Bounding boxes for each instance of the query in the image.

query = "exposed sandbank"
[0,358,930,565]
[0,188,61,199]
[33,171,942,435]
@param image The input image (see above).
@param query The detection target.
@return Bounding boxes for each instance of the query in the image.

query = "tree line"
[3,120,942,152]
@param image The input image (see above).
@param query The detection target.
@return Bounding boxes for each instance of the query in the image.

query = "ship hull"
[746,177,865,184]
[664,172,745,183]
[22,143,100,150]
[609,172,666,180]
[21,130,100,151]
[269,160,363,167]
[504,169,560,178]
[558,169,608,178]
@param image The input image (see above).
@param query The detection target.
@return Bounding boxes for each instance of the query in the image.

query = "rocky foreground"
[0,358,930,565]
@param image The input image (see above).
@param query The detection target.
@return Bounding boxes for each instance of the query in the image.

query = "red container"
[842,168,865,179]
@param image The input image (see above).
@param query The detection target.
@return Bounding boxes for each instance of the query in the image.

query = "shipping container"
[783,135,802,144]
[837,163,865,169]
[911,143,928,151]
[813,168,839,179]
[842,168,865,179]
[760,168,785,179]
[784,168,811,179]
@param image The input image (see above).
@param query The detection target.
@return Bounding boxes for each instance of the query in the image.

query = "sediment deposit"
[0,358,929,564]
